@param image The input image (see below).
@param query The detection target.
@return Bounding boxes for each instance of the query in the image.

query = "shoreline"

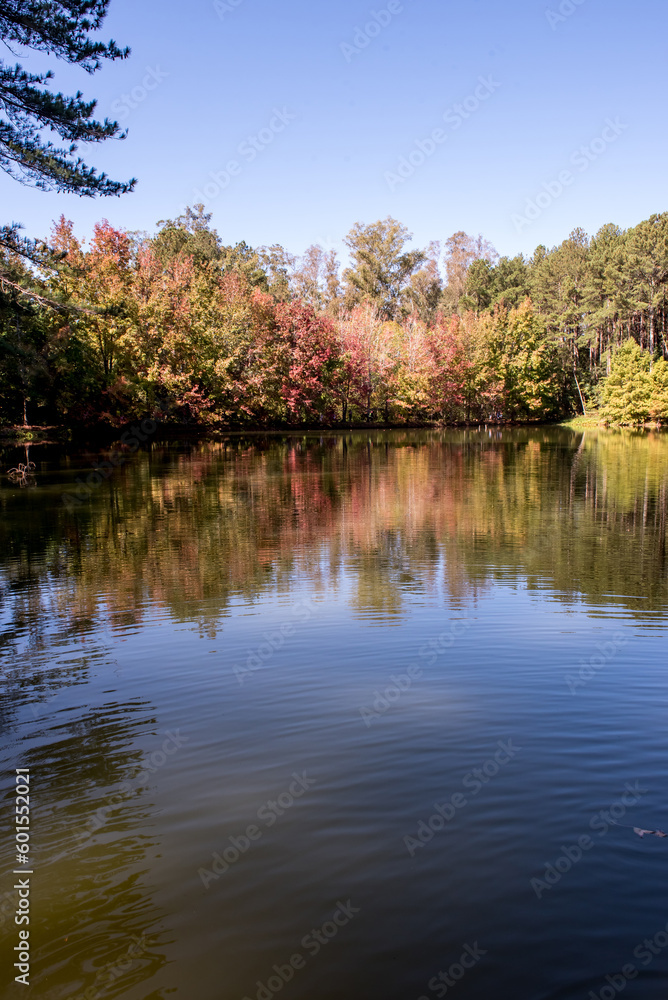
[0,419,560,445]
[1,417,666,446]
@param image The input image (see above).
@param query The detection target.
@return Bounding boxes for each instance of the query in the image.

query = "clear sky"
[2,0,666,262]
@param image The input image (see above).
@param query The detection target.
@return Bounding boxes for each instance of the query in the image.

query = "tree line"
[1,208,668,428]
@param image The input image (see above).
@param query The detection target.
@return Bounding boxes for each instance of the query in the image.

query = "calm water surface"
[1,428,667,1000]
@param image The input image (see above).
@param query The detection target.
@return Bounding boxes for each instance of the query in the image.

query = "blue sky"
[2,0,666,262]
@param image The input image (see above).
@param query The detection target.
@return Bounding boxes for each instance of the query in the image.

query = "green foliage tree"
[153,205,222,266]
[649,358,668,423]
[152,205,268,288]
[462,254,530,314]
[462,258,493,312]
[0,0,134,198]
[600,341,652,424]
[582,223,625,363]
[343,217,425,320]
[491,255,531,310]
[624,214,668,356]
[406,241,443,322]
[259,245,296,302]
[478,301,562,421]
[291,244,341,313]
[0,1,136,424]
[441,231,497,314]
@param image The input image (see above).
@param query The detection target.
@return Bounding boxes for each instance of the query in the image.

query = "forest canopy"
[1,209,668,429]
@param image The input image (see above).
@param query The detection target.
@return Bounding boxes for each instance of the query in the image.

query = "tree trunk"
[573,371,587,417]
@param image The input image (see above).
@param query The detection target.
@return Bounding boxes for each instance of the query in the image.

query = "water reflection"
[0,428,667,1000]
[0,686,170,997]
[1,429,666,628]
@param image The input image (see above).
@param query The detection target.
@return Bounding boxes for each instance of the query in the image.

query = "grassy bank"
[558,413,606,430]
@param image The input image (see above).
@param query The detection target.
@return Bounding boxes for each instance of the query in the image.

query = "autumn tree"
[0,0,135,424]
[273,302,341,421]
[8,205,668,429]
[336,304,399,421]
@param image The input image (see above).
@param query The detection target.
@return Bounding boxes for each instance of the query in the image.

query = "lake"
[1,427,667,1000]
